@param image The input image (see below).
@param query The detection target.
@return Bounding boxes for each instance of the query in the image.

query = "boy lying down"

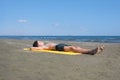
[30,41,105,55]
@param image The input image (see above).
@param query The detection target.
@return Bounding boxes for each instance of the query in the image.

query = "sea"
[0,36,120,43]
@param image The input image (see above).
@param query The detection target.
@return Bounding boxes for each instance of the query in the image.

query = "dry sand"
[0,39,120,80]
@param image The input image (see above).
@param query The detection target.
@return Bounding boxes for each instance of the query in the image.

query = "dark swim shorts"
[55,43,70,51]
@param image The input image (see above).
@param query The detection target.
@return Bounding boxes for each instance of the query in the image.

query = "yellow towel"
[24,48,81,55]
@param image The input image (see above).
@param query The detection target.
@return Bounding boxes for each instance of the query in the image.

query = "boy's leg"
[64,46,104,55]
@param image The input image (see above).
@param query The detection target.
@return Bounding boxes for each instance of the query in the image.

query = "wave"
[0,36,120,43]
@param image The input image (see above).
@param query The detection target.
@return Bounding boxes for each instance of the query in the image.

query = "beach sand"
[0,39,120,80]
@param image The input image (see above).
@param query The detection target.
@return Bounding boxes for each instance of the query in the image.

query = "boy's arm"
[30,47,44,51]
[30,46,50,51]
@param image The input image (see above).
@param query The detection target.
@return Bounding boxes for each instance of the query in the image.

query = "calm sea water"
[0,36,120,43]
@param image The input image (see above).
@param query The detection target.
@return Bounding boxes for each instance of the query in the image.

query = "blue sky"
[0,0,120,36]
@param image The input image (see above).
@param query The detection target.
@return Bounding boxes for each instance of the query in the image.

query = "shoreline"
[0,35,120,43]
[0,38,120,44]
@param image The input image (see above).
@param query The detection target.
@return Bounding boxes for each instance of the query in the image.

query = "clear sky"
[0,0,120,36]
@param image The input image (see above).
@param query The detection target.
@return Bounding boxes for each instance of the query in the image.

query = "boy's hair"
[33,40,38,47]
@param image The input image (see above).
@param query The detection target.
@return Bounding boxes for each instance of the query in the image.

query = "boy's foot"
[89,45,105,55]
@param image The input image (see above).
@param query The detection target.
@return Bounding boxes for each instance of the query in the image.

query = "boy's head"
[33,40,44,47]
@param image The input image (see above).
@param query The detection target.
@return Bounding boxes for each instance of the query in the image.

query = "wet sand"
[0,39,120,80]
